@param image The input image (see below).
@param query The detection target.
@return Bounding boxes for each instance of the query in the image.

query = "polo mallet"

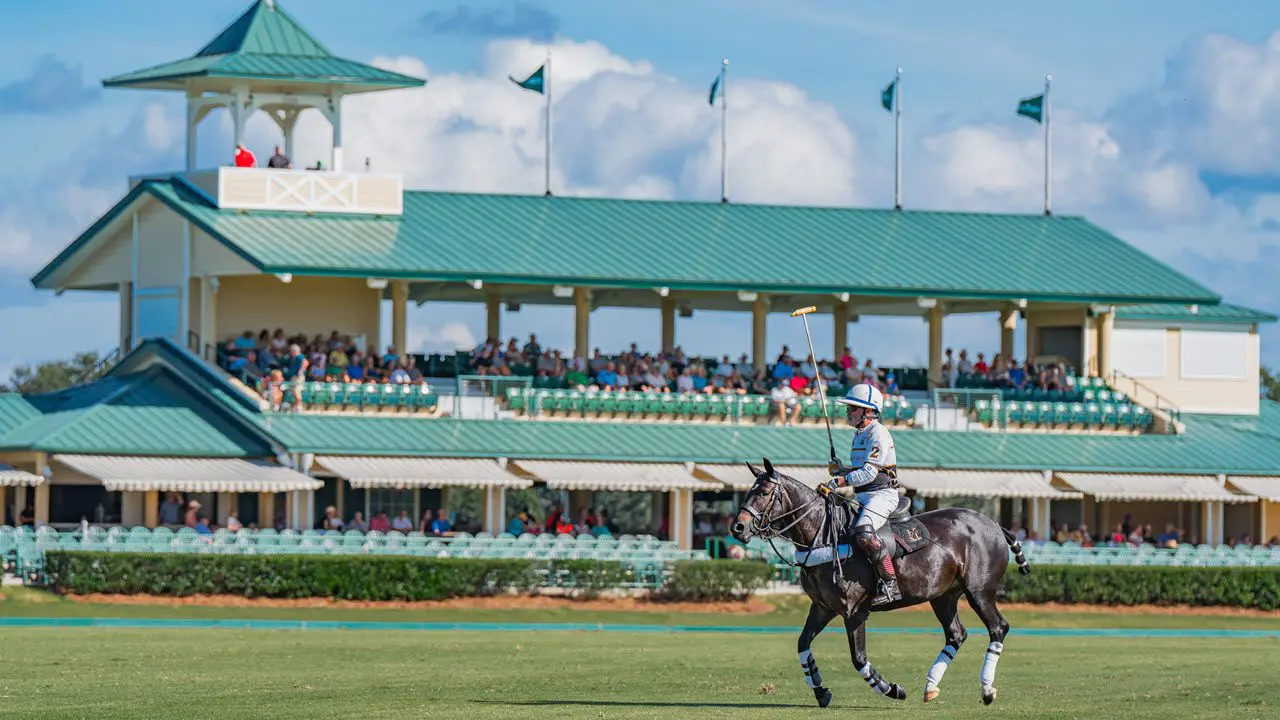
[790,306,838,467]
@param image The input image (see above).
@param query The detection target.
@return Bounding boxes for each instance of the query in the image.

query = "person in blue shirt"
[506,511,529,537]
[430,509,453,535]
[595,362,619,390]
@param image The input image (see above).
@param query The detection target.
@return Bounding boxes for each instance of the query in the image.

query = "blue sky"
[1,0,1279,376]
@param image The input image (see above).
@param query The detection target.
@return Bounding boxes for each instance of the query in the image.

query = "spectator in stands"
[234,143,256,167]
[860,359,878,386]
[285,344,308,412]
[184,500,201,528]
[267,145,292,169]
[388,363,410,385]
[392,511,414,532]
[595,361,619,391]
[772,357,795,381]
[159,493,182,526]
[348,512,368,533]
[523,334,542,357]
[942,348,956,387]
[507,510,530,537]
[430,509,453,535]
[1157,523,1180,548]
[675,367,695,393]
[195,517,213,535]
[225,511,243,532]
[269,329,288,354]
[264,369,285,410]
[322,506,344,532]
[839,347,855,374]
[989,355,1010,387]
[771,378,801,426]
[369,512,390,532]
[544,504,565,534]
[973,353,989,375]
[593,509,614,537]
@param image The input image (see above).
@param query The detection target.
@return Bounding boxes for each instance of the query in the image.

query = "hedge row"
[1003,565,1280,610]
[43,552,775,602]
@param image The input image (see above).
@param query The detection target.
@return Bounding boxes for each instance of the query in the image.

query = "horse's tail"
[1001,527,1031,575]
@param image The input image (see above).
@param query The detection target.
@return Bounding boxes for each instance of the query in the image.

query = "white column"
[231,94,246,149]
[185,94,198,171]
[484,486,506,535]
[330,99,343,172]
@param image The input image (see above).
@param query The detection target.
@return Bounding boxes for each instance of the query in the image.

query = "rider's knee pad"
[854,527,883,556]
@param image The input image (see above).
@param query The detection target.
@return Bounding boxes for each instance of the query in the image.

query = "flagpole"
[1044,72,1052,216]
[894,67,903,210]
[720,58,729,204]
[543,49,553,196]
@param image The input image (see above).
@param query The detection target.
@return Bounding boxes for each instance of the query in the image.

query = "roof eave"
[254,265,1222,306]
[103,68,425,91]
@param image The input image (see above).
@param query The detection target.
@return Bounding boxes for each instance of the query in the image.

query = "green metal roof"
[36,179,1221,306]
[101,1,424,91]
[260,403,1280,477]
[0,366,277,458]
[1115,302,1277,325]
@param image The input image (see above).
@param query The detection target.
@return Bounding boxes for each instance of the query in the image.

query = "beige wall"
[1110,322,1260,415]
[1026,306,1086,362]
[214,275,382,351]
[191,227,258,277]
[64,220,132,288]
[135,204,185,289]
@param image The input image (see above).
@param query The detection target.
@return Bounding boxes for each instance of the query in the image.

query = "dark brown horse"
[730,459,1029,707]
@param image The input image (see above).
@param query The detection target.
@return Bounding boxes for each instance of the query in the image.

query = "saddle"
[793,495,930,567]
[864,496,931,561]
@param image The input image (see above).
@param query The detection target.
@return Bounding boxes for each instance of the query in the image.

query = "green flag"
[1017,94,1044,123]
[510,64,546,94]
[709,73,722,106]
[881,78,896,112]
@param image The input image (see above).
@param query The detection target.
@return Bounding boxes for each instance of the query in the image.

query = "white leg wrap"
[799,649,822,689]
[924,644,957,692]
[980,641,1003,692]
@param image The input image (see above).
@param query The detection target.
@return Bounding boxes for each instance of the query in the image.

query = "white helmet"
[837,383,883,414]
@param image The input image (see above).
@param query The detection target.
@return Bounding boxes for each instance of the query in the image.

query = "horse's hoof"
[816,688,833,708]
[982,688,997,706]
[924,688,939,703]
[889,683,907,701]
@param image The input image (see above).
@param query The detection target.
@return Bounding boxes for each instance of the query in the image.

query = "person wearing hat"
[818,383,902,605]
[184,500,201,528]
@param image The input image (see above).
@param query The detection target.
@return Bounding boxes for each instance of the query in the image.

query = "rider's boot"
[871,553,902,606]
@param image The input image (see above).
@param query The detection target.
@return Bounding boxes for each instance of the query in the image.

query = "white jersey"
[850,420,896,472]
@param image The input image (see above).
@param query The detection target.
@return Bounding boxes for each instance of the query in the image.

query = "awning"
[0,464,44,487]
[696,464,831,491]
[52,455,322,493]
[1225,476,1280,502]
[1055,473,1254,503]
[515,461,719,492]
[899,470,1081,499]
[314,456,531,490]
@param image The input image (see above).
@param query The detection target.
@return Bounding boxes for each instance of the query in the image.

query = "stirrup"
[872,579,901,605]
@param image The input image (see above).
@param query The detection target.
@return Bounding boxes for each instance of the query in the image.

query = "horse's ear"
[745,462,762,478]
[763,457,776,476]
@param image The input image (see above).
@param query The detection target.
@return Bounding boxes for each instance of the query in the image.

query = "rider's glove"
[817,478,840,497]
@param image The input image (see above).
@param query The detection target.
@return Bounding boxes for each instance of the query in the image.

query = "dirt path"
[46,593,1280,618]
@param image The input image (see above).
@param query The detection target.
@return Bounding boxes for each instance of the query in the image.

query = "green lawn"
[0,626,1277,719]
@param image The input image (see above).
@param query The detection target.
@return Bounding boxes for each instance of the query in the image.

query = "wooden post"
[144,490,159,528]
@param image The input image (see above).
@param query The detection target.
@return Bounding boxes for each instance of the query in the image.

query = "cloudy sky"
[2,0,1279,375]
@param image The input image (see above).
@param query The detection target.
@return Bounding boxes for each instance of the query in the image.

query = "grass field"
[2,589,1279,719]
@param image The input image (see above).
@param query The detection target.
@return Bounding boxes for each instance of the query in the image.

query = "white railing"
[132,167,404,216]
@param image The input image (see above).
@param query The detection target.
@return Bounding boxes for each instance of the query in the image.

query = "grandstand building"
[5,0,1280,552]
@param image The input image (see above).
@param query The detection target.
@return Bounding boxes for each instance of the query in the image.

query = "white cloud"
[5,32,1280,374]
[281,38,863,204]
[407,320,478,354]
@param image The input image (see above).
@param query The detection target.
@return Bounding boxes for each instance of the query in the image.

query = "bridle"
[737,472,827,566]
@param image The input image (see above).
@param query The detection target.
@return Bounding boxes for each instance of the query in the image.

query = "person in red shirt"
[234,143,256,168]
[974,353,990,375]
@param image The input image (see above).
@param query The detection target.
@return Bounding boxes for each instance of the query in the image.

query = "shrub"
[1002,565,1280,610]
[660,560,775,602]
[44,552,628,601]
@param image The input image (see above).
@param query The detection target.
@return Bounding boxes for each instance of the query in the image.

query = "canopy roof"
[313,456,531,489]
[1055,473,1253,503]
[0,464,44,488]
[897,469,1081,499]
[513,461,718,492]
[101,1,424,94]
[35,178,1222,308]
[53,455,320,493]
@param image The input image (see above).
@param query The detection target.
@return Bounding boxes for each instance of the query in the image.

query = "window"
[1180,330,1248,380]
[1112,327,1167,379]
